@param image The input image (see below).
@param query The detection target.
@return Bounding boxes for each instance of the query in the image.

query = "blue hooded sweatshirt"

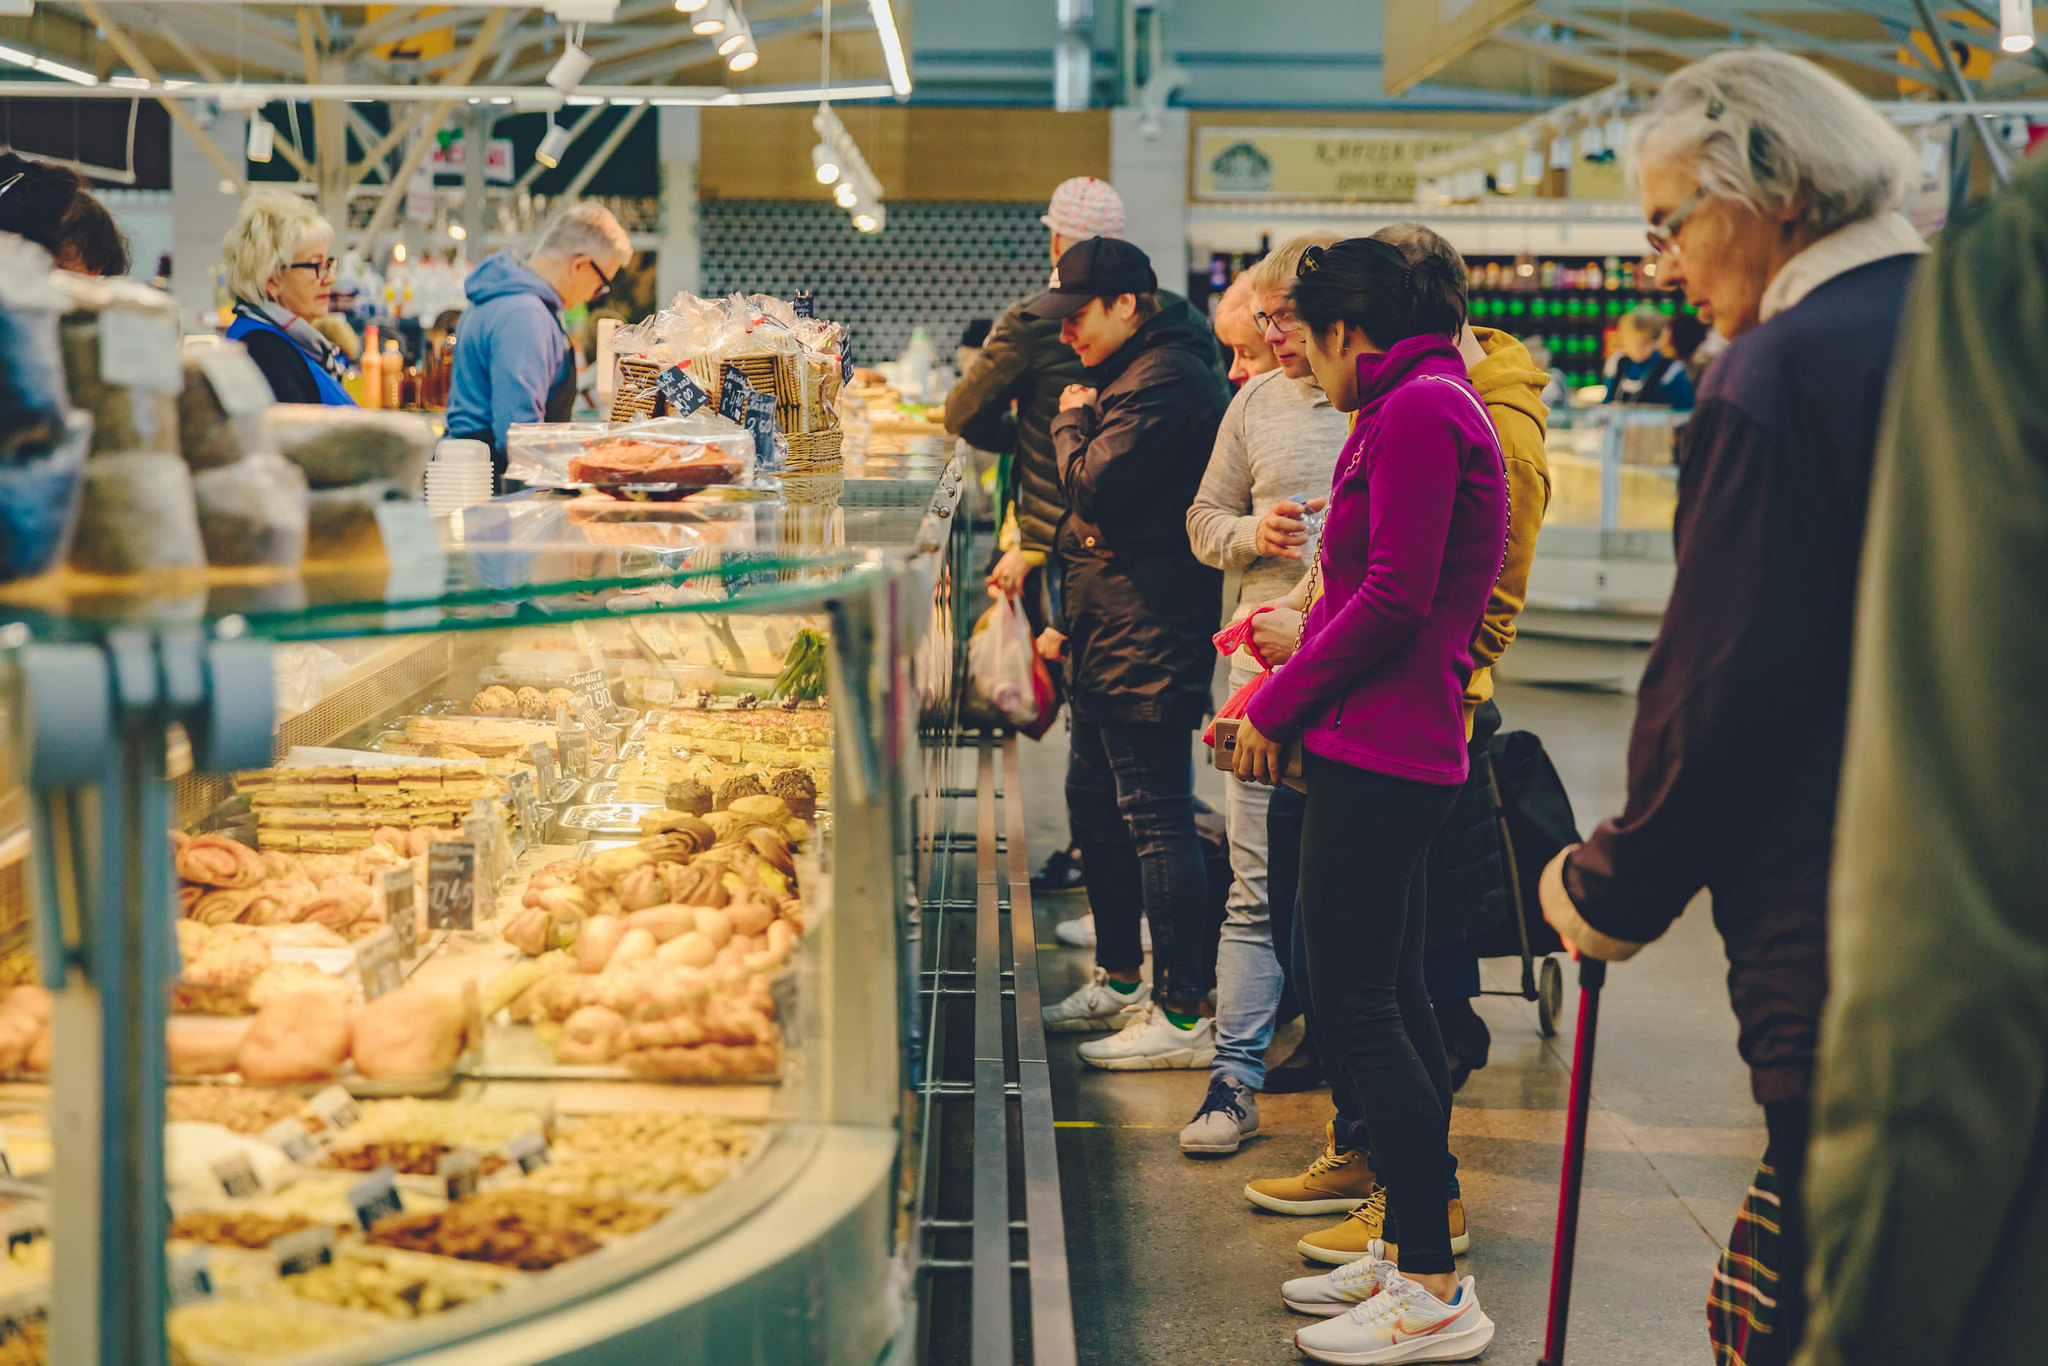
[445,249,571,451]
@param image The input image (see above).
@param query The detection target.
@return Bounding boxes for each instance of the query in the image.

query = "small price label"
[310,1085,360,1134]
[197,344,274,416]
[354,928,404,1001]
[558,729,592,779]
[743,388,780,467]
[439,1147,483,1202]
[655,363,709,416]
[168,1246,214,1307]
[840,329,855,385]
[719,363,755,425]
[505,1130,550,1174]
[566,668,610,714]
[427,841,479,930]
[793,289,814,319]
[509,770,541,848]
[272,1225,334,1278]
[262,1119,320,1166]
[642,675,676,706]
[381,867,418,959]
[212,1152,262,1199]
[463,812,501,892]
[529,741,558,792]
[348,1167,403,1230]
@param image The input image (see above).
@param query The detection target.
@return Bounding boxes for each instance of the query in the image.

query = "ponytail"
[1292,235,1467,349]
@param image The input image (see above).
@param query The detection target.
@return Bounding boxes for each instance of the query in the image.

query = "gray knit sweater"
[1186,368,1350,613]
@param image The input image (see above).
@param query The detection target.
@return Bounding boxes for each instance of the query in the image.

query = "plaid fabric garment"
[1708,1158,1783,1365]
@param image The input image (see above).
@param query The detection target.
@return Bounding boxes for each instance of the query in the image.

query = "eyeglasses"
[586,257,615,302]
[1645,187,1709,260]
[0,173,22,203]
[285,256,338,278]
[1253,308,1300,336]
[1296,243,1326,278]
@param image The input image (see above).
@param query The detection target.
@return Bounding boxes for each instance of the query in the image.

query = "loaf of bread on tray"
[568,438,746,488]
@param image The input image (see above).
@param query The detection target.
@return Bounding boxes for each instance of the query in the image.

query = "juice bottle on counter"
[382,339,403,409]
[360,324,383,409]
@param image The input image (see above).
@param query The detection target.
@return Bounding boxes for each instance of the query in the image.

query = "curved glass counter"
[0,469,963,1366]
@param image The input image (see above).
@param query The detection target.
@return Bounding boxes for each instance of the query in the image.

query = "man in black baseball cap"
[1031,233,1238,1071]
[1023,235,1159,321]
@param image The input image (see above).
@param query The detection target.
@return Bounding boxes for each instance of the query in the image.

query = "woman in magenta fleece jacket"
[1235,237,1507,1352]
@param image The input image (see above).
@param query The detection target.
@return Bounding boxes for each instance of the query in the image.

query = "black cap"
[1022,237,1158,319]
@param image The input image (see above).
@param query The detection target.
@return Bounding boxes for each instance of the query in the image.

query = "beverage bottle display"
[1585,261,1604,290]
[1604,256,1621,289]
[360,324,383,410]
[1540,259,1558,288]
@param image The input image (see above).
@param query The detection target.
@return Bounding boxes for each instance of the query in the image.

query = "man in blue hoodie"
[445,201,632,485]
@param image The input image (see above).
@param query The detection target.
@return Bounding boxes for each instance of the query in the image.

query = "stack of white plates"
[424,439,493,514]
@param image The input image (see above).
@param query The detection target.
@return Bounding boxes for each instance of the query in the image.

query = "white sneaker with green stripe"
[1042,966,1147,1033]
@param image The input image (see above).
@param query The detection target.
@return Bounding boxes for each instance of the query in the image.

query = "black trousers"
[1299,753,1461,1274]
[1065,718,1209,1009]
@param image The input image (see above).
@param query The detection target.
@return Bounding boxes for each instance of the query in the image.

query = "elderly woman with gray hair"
[1535,49,1923,1366]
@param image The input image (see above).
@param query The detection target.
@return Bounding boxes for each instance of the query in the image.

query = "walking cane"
[1538,956,1607,1366]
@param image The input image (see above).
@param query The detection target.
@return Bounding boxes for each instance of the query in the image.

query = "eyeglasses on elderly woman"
[1646,186,1711,260]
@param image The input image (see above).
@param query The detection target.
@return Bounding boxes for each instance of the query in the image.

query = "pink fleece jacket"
[1246,334,1509,785]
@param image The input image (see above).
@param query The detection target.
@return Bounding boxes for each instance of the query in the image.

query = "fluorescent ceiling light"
[868,0,911,97]
[34,57,96,86]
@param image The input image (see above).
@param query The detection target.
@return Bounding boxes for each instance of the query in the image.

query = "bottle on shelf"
[360,324,383,410]
[1604,256,1621,290]
[382,339,404,409]
[1540,258,1558,289]
[1585,260,1604,291]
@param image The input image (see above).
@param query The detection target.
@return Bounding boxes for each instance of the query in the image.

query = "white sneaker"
[1051,914,1151,951]
[1077,1001,1215,1070]
[1179,1075,1260,1155]
[1282,1239,1395,1317]
[1042,966,1148,1033]
[1292,1273,1495,1364]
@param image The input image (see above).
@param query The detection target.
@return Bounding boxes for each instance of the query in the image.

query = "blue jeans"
[1271,780,1462,1202]
[1212,767,1282,1089]
[1065,718,1209,1009]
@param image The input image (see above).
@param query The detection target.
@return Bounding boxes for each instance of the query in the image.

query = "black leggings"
[1299,754,1461,1274]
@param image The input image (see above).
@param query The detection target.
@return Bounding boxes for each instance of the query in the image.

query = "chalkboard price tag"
[505,1130,550,1174]
[212,1152,262,1199]
[380,867,417,959]
[354,928,404,1001]
[309,1085,360,1134]
[529,741,558,792]
[272,1225,334,1278]
[168,1247,214,1307]
[718,364,754,425]
[839,329,854,384]
[262,1119,321,1166]
[438,1147,483,1202]
[426,841,479,930]
[655,363,708,416]
[348,1167,404,1231]
[743,389,780,467]
[793,290,814,319]
[566,668,612,714]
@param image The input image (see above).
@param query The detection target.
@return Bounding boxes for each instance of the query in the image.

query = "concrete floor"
[1024,681,1759,1366]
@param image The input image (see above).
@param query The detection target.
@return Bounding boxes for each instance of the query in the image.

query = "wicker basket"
[784,429,844,470]
[781,469,845,505]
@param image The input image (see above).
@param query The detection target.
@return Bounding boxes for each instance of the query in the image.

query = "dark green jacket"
[1798,158,2048,1366]
[945,290,1220,559]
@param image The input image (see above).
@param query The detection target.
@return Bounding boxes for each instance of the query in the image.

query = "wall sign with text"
[1194,128,1472,203]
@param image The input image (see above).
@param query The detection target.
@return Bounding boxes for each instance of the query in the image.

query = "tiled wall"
[698,200,1054,365]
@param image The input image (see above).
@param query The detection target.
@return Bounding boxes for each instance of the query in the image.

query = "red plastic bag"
[966,592,1060,738]
[1203,608,1273,749]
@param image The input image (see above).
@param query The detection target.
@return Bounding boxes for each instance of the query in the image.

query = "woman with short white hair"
[222,190,356,406]
[1537,49,1925,1366]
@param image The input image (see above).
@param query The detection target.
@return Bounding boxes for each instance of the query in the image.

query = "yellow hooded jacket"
[1464,328,1552,730]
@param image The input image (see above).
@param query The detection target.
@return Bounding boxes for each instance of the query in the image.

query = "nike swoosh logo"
[1391,1301,1472,1343]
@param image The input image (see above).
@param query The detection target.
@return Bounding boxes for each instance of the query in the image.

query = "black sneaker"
[1261,1040,1327,1094]
[1032,844,1086,892]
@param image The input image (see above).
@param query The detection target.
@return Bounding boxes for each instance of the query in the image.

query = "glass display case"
[0,465,965,1366]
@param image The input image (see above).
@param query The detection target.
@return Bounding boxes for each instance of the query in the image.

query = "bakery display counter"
[0,505,948,1366]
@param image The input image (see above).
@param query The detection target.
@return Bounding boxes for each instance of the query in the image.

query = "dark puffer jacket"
[1051,308,1230,728]
[946,292,1219,559]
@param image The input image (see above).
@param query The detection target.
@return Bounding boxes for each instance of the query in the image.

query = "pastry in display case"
[0,516,947,1366]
